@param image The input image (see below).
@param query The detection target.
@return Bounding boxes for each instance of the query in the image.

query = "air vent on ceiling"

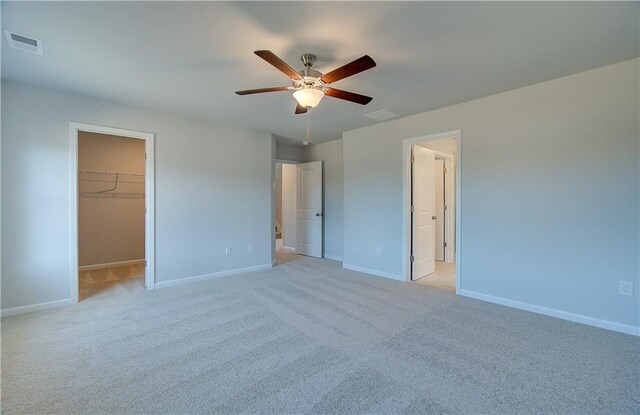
[364,109,399,121]
[5,31,43,55]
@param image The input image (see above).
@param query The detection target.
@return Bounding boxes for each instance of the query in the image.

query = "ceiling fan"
[235,50,376,114]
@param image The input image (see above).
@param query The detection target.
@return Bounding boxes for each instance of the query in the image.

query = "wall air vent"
[364,109,399,121]
[5,31,43,55]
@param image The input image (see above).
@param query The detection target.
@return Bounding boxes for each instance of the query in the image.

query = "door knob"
[316,213,323,217]
[432,215,437,220]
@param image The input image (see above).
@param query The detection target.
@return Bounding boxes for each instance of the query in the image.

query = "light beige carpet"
[2,252,638,414]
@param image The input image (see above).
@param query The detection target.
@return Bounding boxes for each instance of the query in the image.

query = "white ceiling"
[2,2,638,145]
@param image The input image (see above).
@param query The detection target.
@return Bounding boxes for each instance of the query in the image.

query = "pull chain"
[305,111,311,145]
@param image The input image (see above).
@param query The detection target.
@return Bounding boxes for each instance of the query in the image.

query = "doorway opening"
[70,123,155,303]
[275,161,298,259]
[274,159,324,263]
[403,130,461,292]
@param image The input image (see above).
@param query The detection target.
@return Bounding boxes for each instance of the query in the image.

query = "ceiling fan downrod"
[301,54,317,76]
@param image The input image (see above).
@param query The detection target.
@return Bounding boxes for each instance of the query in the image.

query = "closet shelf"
[78,170,145,196]
[78,169,144,177]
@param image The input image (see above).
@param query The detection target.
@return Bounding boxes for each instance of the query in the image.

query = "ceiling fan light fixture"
[293,88,324,109]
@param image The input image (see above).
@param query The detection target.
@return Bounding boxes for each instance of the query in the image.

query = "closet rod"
[78,169,145,177]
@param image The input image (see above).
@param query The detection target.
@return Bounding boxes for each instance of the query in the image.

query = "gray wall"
[78,132,146,266]
[2,80,274,309]
[343,59,639,330]
[304,140,343,260]
[276,143,305,162]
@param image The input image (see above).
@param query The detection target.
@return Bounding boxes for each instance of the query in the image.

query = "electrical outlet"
[248,244,254,253]
[619,281,633,296]
[225,247,231,256]
[376,247,382,256]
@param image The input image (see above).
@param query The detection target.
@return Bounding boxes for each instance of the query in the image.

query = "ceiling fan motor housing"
[294,54,325,90]
[294,72,325,89]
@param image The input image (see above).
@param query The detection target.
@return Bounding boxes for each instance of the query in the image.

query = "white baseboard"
[324,254,343,262]
[280,246,296,252]
[155,263,273,289]
[1,298,73,317]
[342,263,404,281]
[460,289,640,337]
[79,258,145,271]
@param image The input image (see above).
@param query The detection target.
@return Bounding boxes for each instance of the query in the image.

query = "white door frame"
[402,130,461,293]
[69,122,155,303]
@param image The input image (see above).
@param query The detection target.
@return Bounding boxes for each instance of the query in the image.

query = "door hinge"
[410,255,415,262]
[144,260,147,267]
[443,242,447,248]
[145,153,147,160]
[410,205,414,213]
[444,166,447,173]
[444,204,447,211]
[410,155,415,164]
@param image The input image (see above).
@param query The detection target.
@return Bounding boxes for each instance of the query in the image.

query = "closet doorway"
[275,161,298,254]
[70,123,155,303]
[402,130,461,293]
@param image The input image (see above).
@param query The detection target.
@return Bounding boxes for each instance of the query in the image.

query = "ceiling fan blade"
[254,50,303,80]
[235,86,290,95]
[295,103,308,114]
[325,88,373,105]
[321,55,376,84]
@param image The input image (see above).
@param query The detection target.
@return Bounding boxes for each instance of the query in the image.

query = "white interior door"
[435,158,445,261]
[296,161,323,258]
[412,146,436,280]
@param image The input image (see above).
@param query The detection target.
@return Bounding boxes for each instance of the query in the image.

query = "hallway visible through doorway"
[275,162,298,253]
